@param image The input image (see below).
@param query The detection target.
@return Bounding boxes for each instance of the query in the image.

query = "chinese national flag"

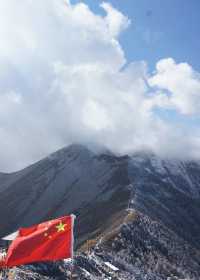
[1,215,75,268]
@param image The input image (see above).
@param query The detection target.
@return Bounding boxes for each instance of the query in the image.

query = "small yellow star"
[56,222,66,232]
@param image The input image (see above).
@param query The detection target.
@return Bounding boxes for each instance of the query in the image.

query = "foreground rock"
[1,211,200,280]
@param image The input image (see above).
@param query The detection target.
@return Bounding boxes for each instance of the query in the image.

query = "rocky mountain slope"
[0,145,131,246]
[128,153,200,249]
[0,144,200,279]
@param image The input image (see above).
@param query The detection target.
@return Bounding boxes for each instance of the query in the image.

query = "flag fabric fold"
[1,215,75,268]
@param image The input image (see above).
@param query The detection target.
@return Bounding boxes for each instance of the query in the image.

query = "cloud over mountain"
[0,0,200,171]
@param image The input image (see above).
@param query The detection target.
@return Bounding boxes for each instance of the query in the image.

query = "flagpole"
[70,214,76,280]
[70,258,73,280]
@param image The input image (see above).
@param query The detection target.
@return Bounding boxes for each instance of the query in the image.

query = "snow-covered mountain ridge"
[0,144,200,250]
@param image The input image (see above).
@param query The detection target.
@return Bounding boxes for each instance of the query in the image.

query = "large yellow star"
[56,222,66,232]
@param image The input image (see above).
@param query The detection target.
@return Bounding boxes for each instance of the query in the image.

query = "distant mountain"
[1,144,200,279]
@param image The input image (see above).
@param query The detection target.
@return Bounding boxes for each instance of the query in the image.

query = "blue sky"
[72,0,200,72]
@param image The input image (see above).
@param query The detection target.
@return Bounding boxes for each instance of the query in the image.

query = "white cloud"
[0,1,199,171]
[100,2,131,37]
[149,58,200,115]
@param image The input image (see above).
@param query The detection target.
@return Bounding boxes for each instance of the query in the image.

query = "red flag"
[2,215,75,268]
